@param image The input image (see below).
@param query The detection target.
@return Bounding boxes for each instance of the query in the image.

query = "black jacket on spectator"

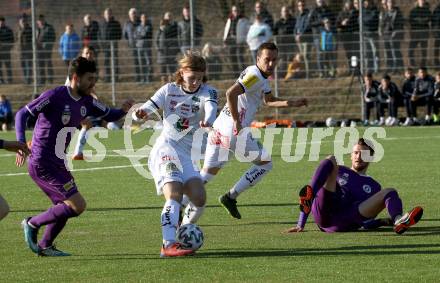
[81,20,100,48]
[0,24,14,51]
[362,5,379,33]
[156,21,179,64]
[273,16,295,45]
[310,5,334,36]
[295,9,312,38]
[123,19,140,48]
[432,4,440,36]
[409,4,431,31]
[36,22,55,50]
[380,6,404,36]
[177,18,203,47]
[101,17,122,42]
[18,23,33,51]
[402,76,416,98]
[135,20,153,48]
[337,8,359,33]
[414,75,435,97]
[364,80,381,101]
[379,81,400,102]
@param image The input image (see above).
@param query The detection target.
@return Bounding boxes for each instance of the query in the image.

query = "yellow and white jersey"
[215,65,271,132]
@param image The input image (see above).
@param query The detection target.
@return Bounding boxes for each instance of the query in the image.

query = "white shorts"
[203,128,271,169]
[148,139,201,195]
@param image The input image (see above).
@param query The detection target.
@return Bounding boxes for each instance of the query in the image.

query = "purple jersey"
[25,86,110,164]
[331,166,382,206]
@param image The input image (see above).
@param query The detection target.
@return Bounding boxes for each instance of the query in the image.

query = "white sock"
[200,171,214,184]
[228,162,273,199]
[161,199,180,247]
[181,203,205,225]
[181,195,190,207]
[74,128,88,155]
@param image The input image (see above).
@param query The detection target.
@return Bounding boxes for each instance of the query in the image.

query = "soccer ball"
[175,223,204,250]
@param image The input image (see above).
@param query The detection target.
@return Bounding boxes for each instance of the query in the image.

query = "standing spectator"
[123,8,141,82]
[59,24,80,67]
[18,14,33,84]
[401,68,417,126]
[432,3,440,67]
[410,66,434,124]
[362,72,380,125]
[246,14,272,64]
[320,18,336,78]
[36,15,56,84]
[101,8,122,82]
[177,5,203,54]
[0,16,14,84]
[273,5,296,78]
[253,1,274,31]
[294,1,312,79]
[135,13,153,84]
[378,74,401,126]
[156,12,179,83]
[432,72,440,124]
[164,11,179,59]
[310,0,334,78]
[337,0,359,72]
[81,14,100,57]
[379,0,404,73]
[223,5,250,76]
[0,94,12,131]
[361,0,379,73]
[408,0,431,67]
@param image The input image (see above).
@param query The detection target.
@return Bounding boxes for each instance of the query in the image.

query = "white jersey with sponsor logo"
[214,65,271,133]
[136,82,218,149]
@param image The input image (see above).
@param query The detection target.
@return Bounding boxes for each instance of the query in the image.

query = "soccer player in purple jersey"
[14,57,133,256]
[0,139,30,221]
[286,138,423,234]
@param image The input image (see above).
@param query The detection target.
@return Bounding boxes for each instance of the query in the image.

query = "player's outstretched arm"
[14,107,32,167]
[264,93,308,108]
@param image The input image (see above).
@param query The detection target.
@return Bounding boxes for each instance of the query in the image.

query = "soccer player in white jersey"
[202,42,307,219]
[133,52,218,257]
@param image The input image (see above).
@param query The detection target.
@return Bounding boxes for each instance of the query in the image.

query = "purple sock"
[384,190,403,222]
[310,159,335,195]
[39,218,68,249]
[29,203,77,228]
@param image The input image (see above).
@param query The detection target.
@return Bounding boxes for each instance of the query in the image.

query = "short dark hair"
[382,74,391,81]
[418,66,427,72]
[405,67,413,73]
[364,72,373,79]
[82,45,96,55]
[68,56,96,80]
[0,16,5,21]
[357,138,375,155]
[256,42,278,57]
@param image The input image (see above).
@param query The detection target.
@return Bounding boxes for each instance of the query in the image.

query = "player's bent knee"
[383,188,399,199]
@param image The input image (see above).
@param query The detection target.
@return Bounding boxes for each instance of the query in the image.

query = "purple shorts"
[312,187,367,233]
[28,158,78,204]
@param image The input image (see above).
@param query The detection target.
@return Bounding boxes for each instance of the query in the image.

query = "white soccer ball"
[175,223,204,251]
[326,117,337,127]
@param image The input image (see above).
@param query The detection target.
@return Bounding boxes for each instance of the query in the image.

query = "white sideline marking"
[0,164,145,177]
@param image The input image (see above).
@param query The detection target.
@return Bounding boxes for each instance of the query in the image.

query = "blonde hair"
[174,50,207,85]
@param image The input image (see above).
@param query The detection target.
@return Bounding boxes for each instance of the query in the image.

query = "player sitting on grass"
[15,57,133,256]
[286,138,423,234]
[133,51,217,257]
[0,139,30,221]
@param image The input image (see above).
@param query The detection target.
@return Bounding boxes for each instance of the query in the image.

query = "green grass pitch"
[0,127,439,282]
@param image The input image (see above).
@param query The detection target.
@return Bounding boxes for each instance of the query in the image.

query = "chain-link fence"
[1,0,440,122]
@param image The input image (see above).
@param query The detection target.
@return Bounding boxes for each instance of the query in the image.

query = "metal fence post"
[274,37,279,120]
[189,0,195,49]
[31,0,38,95]
[359,2,365,122]
[110,41,116,106]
